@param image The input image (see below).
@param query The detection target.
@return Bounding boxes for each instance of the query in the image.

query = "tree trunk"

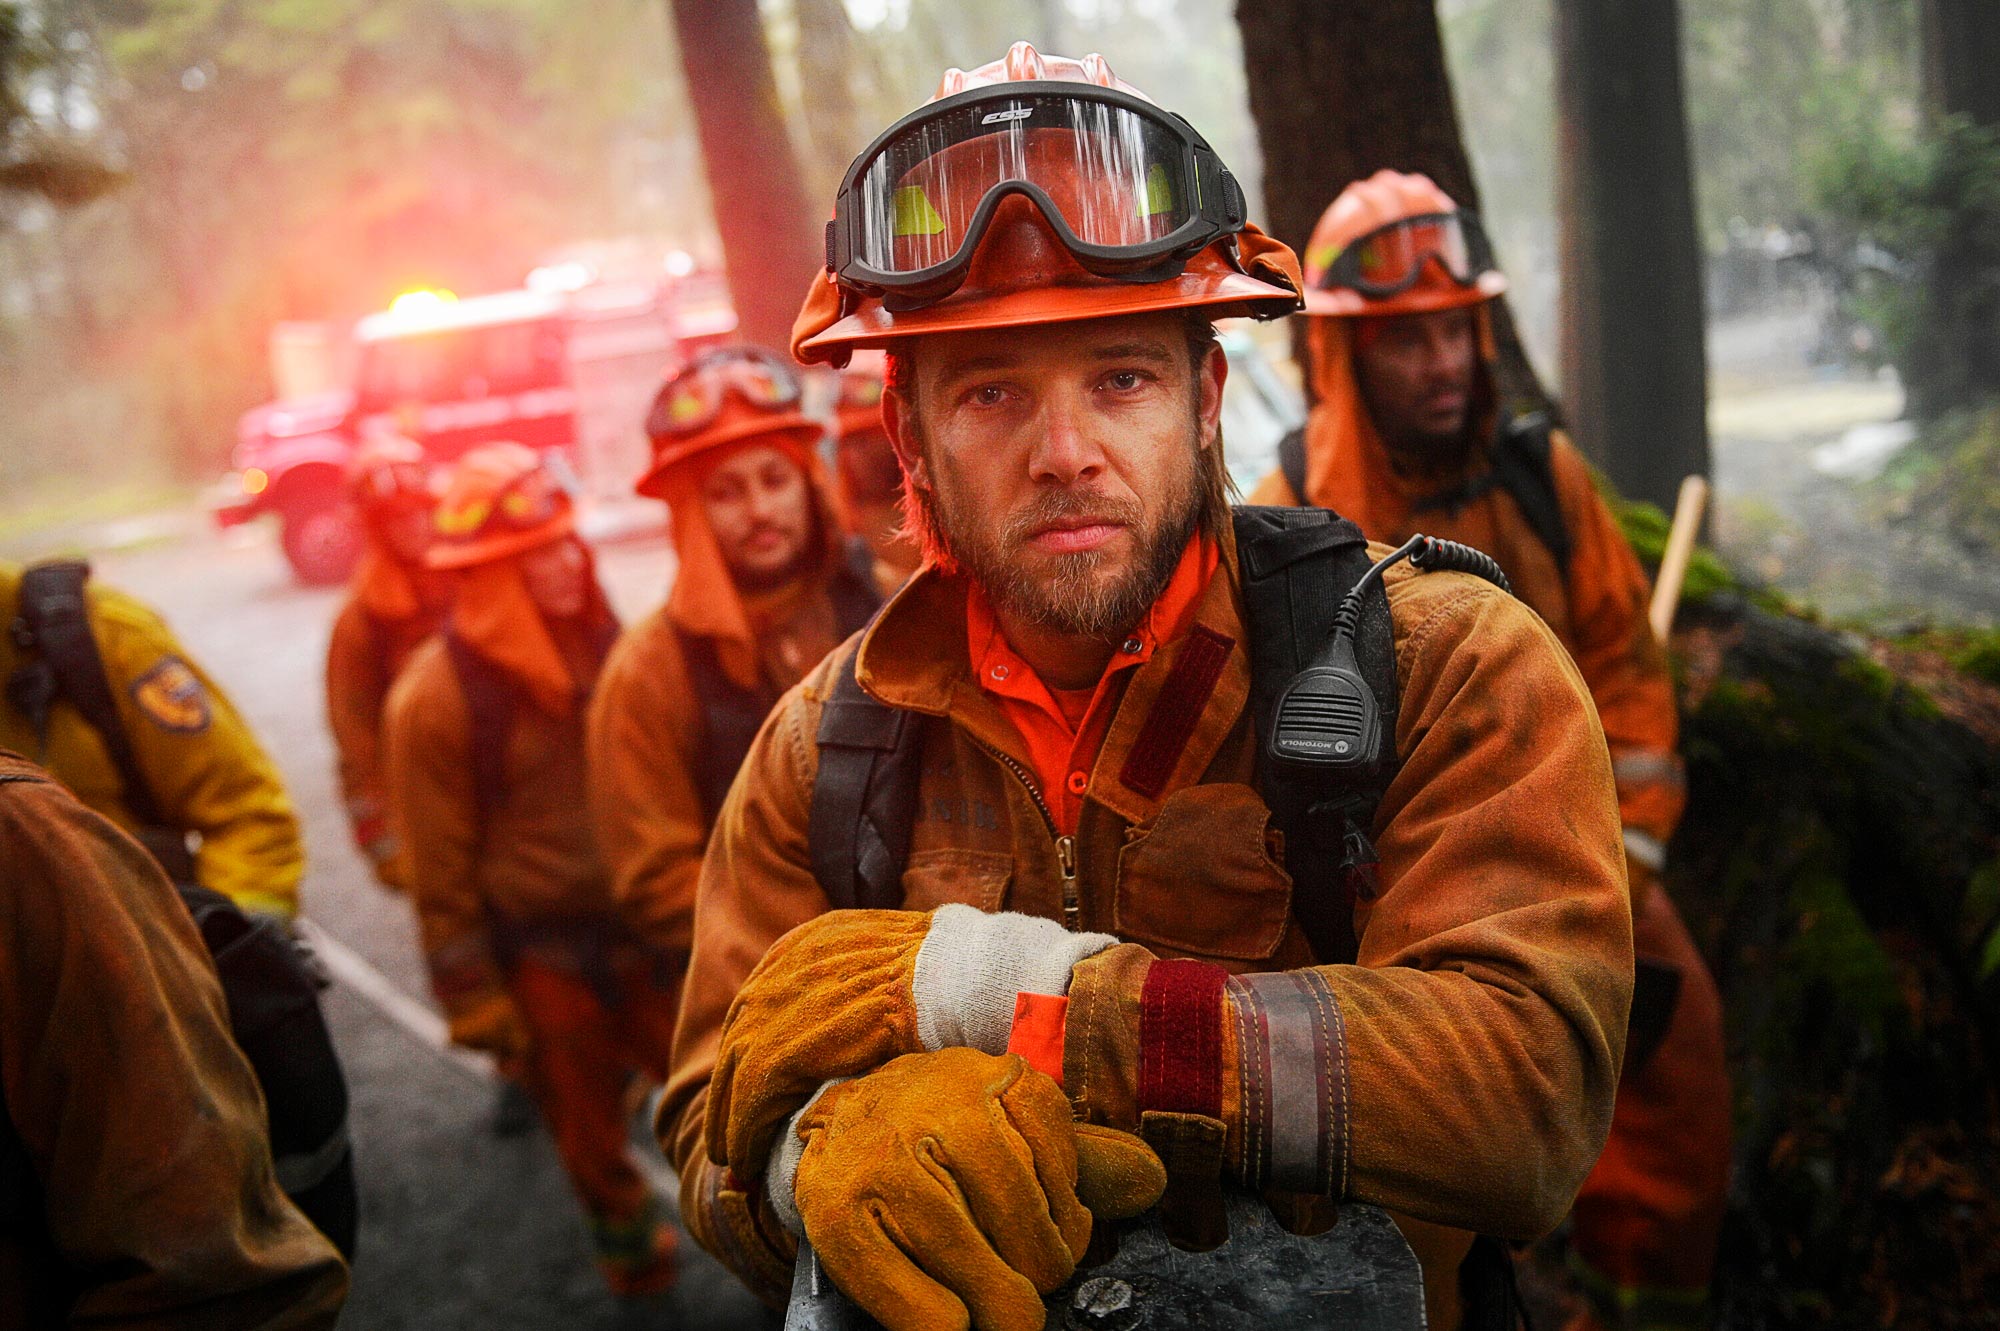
[792,0,865,200]
[1233,0,1550,416]
[667,0,823,352]
[1921,0,2000,127]
[1554,0,1711,512]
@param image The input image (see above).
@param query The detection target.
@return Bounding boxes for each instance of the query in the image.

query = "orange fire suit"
[1249,314,1731,1325]
[0,562,305,917]
[0,749,347,1327]
[383,564,678,1295]
[324,542,445,890]
[661,522,1635,1330]
[588,463,872,961]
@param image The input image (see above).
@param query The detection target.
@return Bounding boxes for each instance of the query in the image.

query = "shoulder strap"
[830,535,888,636]
[677,629,779,826]
[1488,413,1571,579]
[1277,425,1308,503]
[442,632,518,820]
[809,650,922,910]
[1231,506,1401,965]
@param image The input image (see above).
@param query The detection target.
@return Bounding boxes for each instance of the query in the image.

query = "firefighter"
[383,442,679,1298]
[828,353,922,587]
[1248,170,1731,1331]
[1,560,304,917]
[325,432,449,891]
[658,44,1633,1331]
[587,345,881,980]
[0,748,348,1327]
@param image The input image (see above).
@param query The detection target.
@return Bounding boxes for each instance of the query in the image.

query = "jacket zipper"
[969,735,1083,931]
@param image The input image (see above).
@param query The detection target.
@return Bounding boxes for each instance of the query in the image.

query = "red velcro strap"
[1007,992,1070,1085]
[1118,627,1234,799]
[1138,958,1229,1117]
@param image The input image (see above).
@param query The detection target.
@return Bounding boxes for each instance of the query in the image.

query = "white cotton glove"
[911,903,1119,1056]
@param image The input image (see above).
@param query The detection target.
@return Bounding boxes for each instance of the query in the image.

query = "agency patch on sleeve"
[130,656,211,733]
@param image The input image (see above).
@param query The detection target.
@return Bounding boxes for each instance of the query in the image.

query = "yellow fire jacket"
[0,563,304,917]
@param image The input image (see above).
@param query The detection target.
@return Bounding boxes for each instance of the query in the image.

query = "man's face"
[517,536,590,620]
[884,312,1224,639]
[699,443,816,591]
[1350,307,1479,458]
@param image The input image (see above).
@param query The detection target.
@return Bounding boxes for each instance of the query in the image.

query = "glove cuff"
[912,904,1118,1055]
[766,1079,843,1237]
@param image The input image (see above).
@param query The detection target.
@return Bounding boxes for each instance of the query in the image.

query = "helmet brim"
[635,416,825,499]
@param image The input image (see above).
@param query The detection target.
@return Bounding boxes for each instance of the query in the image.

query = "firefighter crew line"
[0,39,1730,1331]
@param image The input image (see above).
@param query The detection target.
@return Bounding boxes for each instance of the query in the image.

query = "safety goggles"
[645,347,803,439]
[829,82,1248,311]
[435,462,570,540]
[1314,211,1496,300]
[836,370,885,413]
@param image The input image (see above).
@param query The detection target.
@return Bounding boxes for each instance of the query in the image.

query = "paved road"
[95,522,778,1331]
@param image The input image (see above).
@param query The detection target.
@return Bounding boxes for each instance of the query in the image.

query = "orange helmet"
[794,42,1301,365]
[428,442,577,569]
[1301,170,1508,318]
[344,433,436,513]
[832,351,888,440]
[637,346,823,498]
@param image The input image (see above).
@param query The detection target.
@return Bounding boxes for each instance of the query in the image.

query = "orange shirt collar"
[964,533,1219,832]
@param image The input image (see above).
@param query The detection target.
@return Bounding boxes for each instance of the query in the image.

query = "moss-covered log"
[1664,592,2000,1326]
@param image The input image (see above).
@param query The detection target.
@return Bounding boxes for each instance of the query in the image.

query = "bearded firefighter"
[657,45,1634,1331]
[383,442,679,1298]
[587,344,882,1001]
[1247,170,1731,1331]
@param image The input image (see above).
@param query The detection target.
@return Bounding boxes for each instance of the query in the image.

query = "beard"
[909,425,1205,641]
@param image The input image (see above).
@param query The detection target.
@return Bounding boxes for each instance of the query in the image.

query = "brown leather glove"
[791,1048,1165,1331]
[447,988,533,1067]
[709,909,931,1175]
[710,906,1120,1180]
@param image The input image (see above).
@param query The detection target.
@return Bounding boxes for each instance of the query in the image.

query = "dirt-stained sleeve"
[1067,568,1633,1242]
[586,612,709,957]
[95,591,305,917]
[657,656,837,1300]
[383,643,503,1017]
[1548,433,1686,863]
[0,758,348,1328]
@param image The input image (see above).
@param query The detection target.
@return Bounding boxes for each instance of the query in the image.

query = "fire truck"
[213,271,735,583]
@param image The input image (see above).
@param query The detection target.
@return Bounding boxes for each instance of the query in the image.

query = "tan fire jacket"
[660,523,1632,1316]
[0,751,347,1328]
[587,587,854,960]
[324,594,439,888]
[384,638,615,1017]
[0,564,304,917]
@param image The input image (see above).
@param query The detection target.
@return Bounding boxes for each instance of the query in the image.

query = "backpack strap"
[1231,506,1401,965]
[1486,412,1571,580]
[1277,425,1308,503]
[677,630,780,826]
[8,560,167,828]
[809,650,921,910]
[442,632,518,820]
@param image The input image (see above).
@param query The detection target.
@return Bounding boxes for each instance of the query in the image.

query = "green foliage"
[1814,115,2000,420]
[1612,495,1740,601]
[1879,404,2000,555]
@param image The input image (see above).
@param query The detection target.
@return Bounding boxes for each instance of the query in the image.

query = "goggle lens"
[1320,212,1489,298]
[850,91,1203,280]
[647,350,802,438]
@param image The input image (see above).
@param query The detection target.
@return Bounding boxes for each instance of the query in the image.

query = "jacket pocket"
[900,848,1012,913]
[1115,783,1293,961]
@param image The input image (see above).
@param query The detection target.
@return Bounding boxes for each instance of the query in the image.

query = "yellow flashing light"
[389,288,458,318]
